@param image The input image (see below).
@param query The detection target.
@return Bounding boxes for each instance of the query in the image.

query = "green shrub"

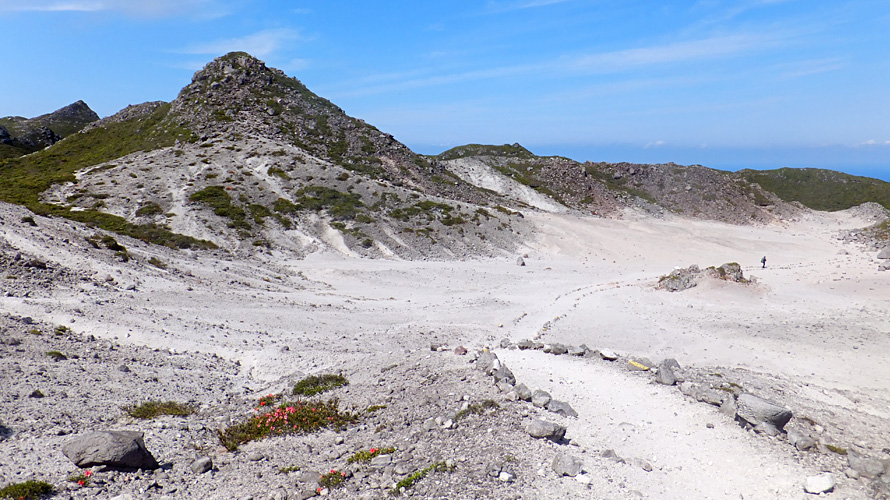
[293,374,348,397]
[148,257,167,269]
[318,469,348,489]
[347,447,395,464]
[217,399,357,451]
[455,399,499,421]
[46,351,67,361]
[54,325,71,335]
[190,186,250,230]
[125,401,194,419]
[0,480,54,499]
[390,462,454,495]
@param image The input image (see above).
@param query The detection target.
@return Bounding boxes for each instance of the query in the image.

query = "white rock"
[804,473,835,494]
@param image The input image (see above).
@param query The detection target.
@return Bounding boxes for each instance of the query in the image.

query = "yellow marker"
[628,360,649,370]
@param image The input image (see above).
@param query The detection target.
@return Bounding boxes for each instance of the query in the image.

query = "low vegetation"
[390,461,455,495]
[346,447,396,464]
[217,399,357,451]
[125,401,194,419]
[454,399,499,421]
[0,480,54,499]
[739,168,890,211]
[292,374,348,397]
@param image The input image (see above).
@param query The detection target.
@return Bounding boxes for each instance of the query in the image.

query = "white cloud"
[0,0,232,18]
[178,29,300,58]
[484,0,575,14]
[644,140,667,149]
[571,33,778,72]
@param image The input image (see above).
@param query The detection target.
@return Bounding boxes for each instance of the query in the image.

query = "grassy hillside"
[738,168,890,211]
[0,104,214,249]
[436,143,535,161]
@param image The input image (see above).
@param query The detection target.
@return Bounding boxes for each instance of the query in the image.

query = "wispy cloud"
[334,31,785,98]
[774,57,844,79]
[571,33,780,72]
[645,140,667,149]
[177,28,300,58]
[0,0,232,18]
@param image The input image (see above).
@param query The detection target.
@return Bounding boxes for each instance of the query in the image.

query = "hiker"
[761,256,766,268]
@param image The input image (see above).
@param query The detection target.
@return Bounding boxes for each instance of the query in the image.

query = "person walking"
[761,256,766,268]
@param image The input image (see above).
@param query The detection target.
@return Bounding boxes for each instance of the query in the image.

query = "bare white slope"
[443,157,569,213]
[1,201,887,498]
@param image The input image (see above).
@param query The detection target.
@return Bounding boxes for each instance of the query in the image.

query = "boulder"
[546,400,579,418]
[552,452,583,477]
[516,340,535,350]
[599,349,619,361]
[550,344,568,355]
[531,390,552,408]
[654,362,677,385]
[804,473,835,494]
[525,418,566,442]
[476,351,498,374]
[735,394,792,431]
[492,364,516,386]
[190,456,212,474]
[62,430,159,469]
[877,248,890,259]
[787,429,817,451]
[847,451,885,479]
[568,345,586,356]
[514,383,532,401]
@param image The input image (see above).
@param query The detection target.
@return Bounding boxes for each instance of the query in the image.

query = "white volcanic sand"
[2,204,888,498]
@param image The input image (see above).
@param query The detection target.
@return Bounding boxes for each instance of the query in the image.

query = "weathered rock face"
[525,418,566,441]
[62,430,159,469]
[735,394,792,431]
[657,262,750,292]
[552,452,583,477]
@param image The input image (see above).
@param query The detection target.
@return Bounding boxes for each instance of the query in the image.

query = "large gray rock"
[476,351,498,374]
[531,390,552,408]
[62,430,159,469]
[787,429,817,451]
[599,349,619,361]
[847,451,885,479]
[550,344,568,355]
[877,248,890,259]
[514,383,532,401]
[525,418,566,441]
[654,362,677,385]
[547,400,579,418]
[552,452,583,477]
[492,364,516,386]
[190,456,212,474]
[735,394,792,431]
[804,473,835,494]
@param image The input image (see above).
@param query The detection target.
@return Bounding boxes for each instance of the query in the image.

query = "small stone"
[525,418,566,441]
[453,346,467,355]
[804,473,835,494]
[552,452,583,477]
[498,471,515,482]
[248,452,265,462]
[546,400,579,418]
[190,456,212,474]
[531,390,552,408]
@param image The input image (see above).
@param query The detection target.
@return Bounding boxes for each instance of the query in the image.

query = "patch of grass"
[293,374,348,397]
[0,480,54,499]
[217,399,357,451]
[68,470,92,486]
[347,446,396,464]
[268,167,289,179]
[436,143,535,161]
[294,186,364,220]
[318,469,348,489]
[365,404,387,413]
[54,325,71,335]
[125,400,194,419]
[826,444,847,455]
[279,465,301,474]
[135,202,164,217]
[148,257,167,269]
[29,329,41,335]
[190,185,250,230]
[46,350,67,361]
[20,215,36,226]
[454,399,499,421]
[390,461,455,496]
[738,168,890,211]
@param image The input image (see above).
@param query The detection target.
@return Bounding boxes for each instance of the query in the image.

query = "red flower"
[370,448,377,454]
[84,470,92,477]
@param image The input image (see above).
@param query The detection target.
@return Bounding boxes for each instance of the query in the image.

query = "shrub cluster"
[125,401,194,419]
[217,399,356,451]
[292,374,348,397]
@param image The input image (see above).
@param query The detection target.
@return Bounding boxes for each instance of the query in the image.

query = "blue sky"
[1,0,888,180]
